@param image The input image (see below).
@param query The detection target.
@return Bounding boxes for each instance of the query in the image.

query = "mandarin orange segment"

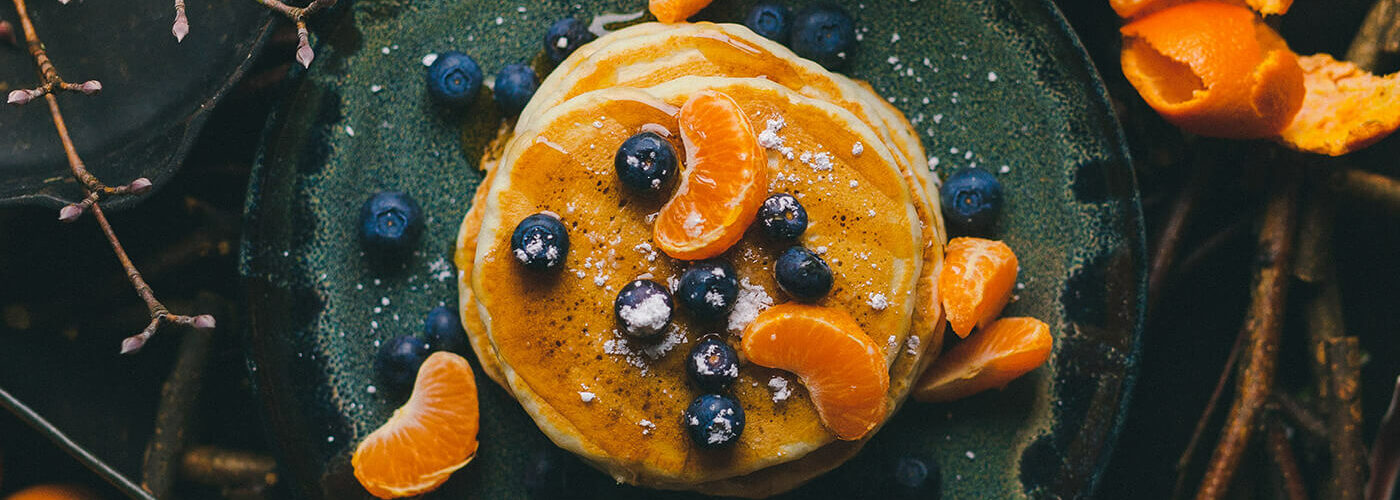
[741,303,890,441]
[913,317,1053,403]
[1110,0,1291,19]
[654,90,767,260]
[5,484,98,500]
[352,352,480,499]
[1277,53,1400,156]
[1119,2,1305,139]
[649,0,713,23]
[939,237,1018,338]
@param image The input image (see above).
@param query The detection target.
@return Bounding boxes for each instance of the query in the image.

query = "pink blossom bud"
[129,177,153,195]
[172,13,189,42]
[296,41,314,69]
[192,314,216,330]
[0,21,15,46]
[58,204,84,222]
[78,80,102,95]
[7,89,35,106]
[120,334,149,354]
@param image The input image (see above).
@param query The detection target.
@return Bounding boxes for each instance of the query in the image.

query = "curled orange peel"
[1278,54,1400,156]
[1111,0,1292,20]
[1119,2,1305,139]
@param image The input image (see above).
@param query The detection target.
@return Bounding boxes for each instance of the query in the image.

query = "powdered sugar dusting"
[867,292,889,311]
[727,278,774,333]
[768,376,792,403]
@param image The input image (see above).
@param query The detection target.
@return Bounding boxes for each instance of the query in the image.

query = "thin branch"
[1367,376,1400,500]
[1273,392,1330,442]
[1195,165,1301,500]
[0,386,157,500]
[1347,0,1400,69]
[1330,167,1400,216]
[1328,337,1366,500]
[1148,157,1209,314]
[1173,323,1248,500]
[8,0,213,353]
[1267,416,1309,500]
[252,0,337,68]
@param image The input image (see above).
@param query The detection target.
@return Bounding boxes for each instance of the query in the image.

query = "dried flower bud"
[296,29,314,68]
[172,9,189,42]
[58,204,84,222]
[192,314,217,330]
[129,177,153,195]
[7,89,36,106]
[120,333,150,354]
[78,80,102,96]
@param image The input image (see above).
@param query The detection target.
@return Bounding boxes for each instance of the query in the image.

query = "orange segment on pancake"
[654,90,768,260]
[939,237,1018,338]
[352,352,479,499]
[649,0,713,24]
[913,317,1053,403]
[1277,53,1400,156]
[1119,2,1305,139]
[1111,0,1292,20]
[741,304,890,441]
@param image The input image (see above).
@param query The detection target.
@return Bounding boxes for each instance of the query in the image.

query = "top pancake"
[471,76,922,487]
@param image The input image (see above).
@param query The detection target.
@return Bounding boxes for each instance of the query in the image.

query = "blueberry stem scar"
[6,0,214,354]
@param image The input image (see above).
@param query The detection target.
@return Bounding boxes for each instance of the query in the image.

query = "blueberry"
[939,167,1003,235]
[495,64,539,116]
[544,18,597,64]
[745,2,793,43]
[756,193,808,240]
[359,191,424,254]
[676,260,739,321]
[790,5,856,70]
[683,393,745,448]
[614,132,678,195]
[425,51,483,108]
[614,280,673,339]
[511,213,570,271]
[686,336,740,392]
[423,306,466,353]
[886,456,942,499]
[775,246,833,300]
[375,334,429,390]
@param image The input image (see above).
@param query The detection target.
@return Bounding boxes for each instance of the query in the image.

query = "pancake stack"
[454,22,948,497]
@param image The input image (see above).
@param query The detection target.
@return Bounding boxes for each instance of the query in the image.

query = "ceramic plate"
[239,0,1144,498]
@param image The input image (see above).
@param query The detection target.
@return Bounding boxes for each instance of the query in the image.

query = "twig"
[1175,216,1250,278]
[1195,165,1300,500]
[1329,167,1400,216]
[1273,392,1330,442]
[1367,376,1400,500]
[7,0,213,353]
[253,0,337,68]
[0,386,157,500]
[1267,416,1309,500]
[1296,171,1346,409]
[180,446,278,489]
[1148,158,1209,314]
[1173,324,1248,500]
[1347,0,1400,69]
[1328,337,1366,500]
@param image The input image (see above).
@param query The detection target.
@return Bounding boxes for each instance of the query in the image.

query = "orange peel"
[1277,53,1400,156]
[1111,0,1292,19]
[1119,2,1305,139]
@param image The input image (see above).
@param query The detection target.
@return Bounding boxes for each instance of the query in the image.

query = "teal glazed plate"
[239,1,1144,498]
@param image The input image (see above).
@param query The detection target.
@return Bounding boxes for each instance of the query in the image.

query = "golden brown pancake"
[472,78,921,486]
[452,23,949,497]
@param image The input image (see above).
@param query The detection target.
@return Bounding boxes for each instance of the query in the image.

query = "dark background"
[3,1,1399,498]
